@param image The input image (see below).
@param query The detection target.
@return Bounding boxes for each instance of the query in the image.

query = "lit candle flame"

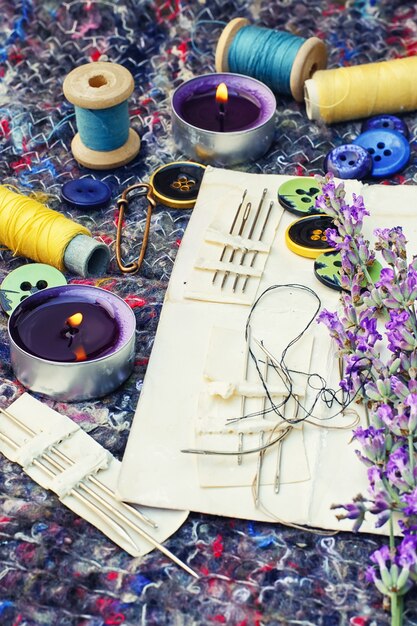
[215,82,228,106]
[73,345,88,362]
[66,312,83,328]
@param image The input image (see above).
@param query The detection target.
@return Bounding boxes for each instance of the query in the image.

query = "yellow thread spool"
[304,56,417,124]
[0,186,109,276]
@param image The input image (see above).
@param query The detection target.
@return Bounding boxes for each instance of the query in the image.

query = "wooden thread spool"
[63,62,140,170]
[215,17,327,102]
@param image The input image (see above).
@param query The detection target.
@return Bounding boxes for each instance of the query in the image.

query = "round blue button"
[361,114,409,138]
[353,129,410,178]
[324,144,372,179]
[61,178,112,209]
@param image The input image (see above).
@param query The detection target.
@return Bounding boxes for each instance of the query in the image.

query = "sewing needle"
[254,355,269,508]
[232,188,268,292]
[1,408,157,529]
[212,189,247,284]
[241,200,274,293]
[238,325,251,465]
[220,201,252,289]
[0,416,199,578]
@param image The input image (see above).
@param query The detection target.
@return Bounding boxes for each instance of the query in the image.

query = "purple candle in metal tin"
[171,73,276,166]
[11,296,119,362]
[8,284,136,401]
[181,81,262,132]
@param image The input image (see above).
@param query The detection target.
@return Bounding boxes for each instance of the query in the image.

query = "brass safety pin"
[115,183,156,274]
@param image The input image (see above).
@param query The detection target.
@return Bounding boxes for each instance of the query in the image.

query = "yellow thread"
[0,185,90,270]
[305,56,417,123]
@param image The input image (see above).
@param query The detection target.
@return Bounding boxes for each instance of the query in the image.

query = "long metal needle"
[241,200,274,293]
[0,416,199,579]
[212,189,247,284]
[1,408,157,529]
[254,356,269,507]
[274,401,296,494]
[238,326,251,465]
[220,201,252,289]
[232,188,268,292]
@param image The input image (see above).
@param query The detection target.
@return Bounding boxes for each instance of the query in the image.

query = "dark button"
[361,115,409,138]
[314,251,383,292]
[323,144,372,180]
[353,129,410,178]
[149,161,206,209]
[285,215,335,259]
[61,178,112,209]
[0,264,67,315]
[277,178,323,217]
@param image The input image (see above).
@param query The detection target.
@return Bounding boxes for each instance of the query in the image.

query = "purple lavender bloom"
[376,267,395,290]
[386,446,415,491]
[324,228,340,248]
[365,566,377,583]
[353,426,387,464]
[397,535,417,568]
[370,545,391,569]
[403,487,417,516]
[391,376,412,401]
[378,403,409,436]
[405,393,417,433]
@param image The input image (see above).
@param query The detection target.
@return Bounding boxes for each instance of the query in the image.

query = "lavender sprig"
[315,173,417,626]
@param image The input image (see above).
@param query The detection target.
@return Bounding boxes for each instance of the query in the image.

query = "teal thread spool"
[63,62,140,170]
[215,17,327,102]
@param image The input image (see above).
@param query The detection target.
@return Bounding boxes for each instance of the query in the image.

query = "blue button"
[353,129,410,178]
[362,115,409,138]
[324,144,372,179]
[61,178,112,209]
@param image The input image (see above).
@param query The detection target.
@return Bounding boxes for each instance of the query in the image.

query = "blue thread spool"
[215,17,327,102]
[63,62,140,170]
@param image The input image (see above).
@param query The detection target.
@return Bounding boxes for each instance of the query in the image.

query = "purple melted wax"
[181,90,261,132]
[173,73,276,133]
[9,285,135,363]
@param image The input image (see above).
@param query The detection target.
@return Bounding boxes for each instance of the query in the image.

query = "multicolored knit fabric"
[0,1,417,624]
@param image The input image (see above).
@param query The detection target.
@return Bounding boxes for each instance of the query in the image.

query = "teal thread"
[228,25,305,94]
[74,101,129,151]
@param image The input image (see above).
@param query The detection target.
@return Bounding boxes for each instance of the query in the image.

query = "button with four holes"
[285,215,336,259]
[353,129,410,178]
[277,178,324,217]
[361,114,409,138]
[0,264,67,314]
[323,144,373,180]
[61,178,112,209]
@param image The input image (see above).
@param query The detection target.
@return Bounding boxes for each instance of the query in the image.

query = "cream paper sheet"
[118,167,417,535]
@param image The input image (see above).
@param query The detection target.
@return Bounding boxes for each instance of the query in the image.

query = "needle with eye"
[232,188,267,292]
[220,201,252,289]
[212,189,247,284]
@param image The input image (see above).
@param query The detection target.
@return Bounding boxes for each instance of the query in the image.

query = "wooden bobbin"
[215,17,328,102]
[63,62,140,170]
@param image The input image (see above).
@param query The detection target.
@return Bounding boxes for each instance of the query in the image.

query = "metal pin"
[254,356,269,507]
[274,398,297,494]
[220,201,252,289]
[0,413,199,579]
[241,200,274,293]
[238,325,251,465]
[1,408,157,529]
[212,189,247,284]
[232,188,267,292]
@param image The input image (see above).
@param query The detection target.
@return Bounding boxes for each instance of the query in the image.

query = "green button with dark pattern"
[278,178,324,217]
[314,251,383,292]
[0,264,67,315]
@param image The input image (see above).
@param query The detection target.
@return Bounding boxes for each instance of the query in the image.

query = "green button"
[278,178,323,217]
[0,264,67,315]
[314,251,382,291]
